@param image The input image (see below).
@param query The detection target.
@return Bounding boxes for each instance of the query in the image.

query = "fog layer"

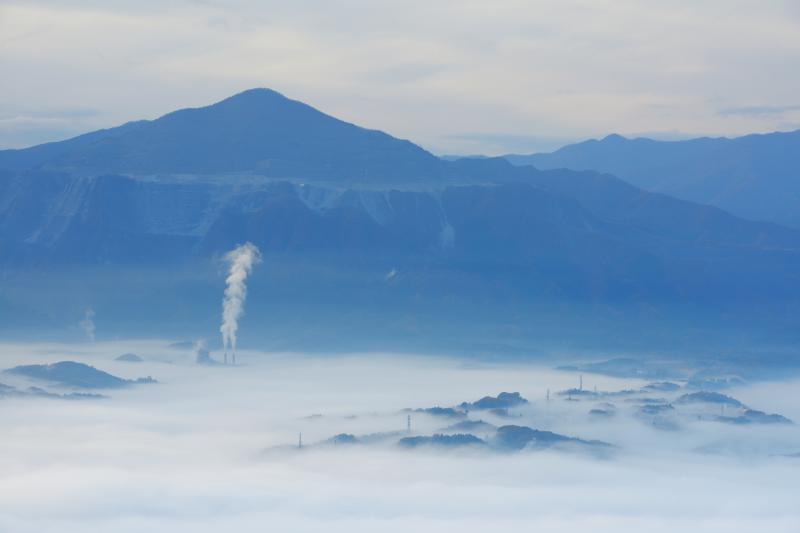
[1,341,798,532]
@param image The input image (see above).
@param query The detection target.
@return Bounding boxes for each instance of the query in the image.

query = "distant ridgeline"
[1,89,799,345]
[504,130,800,229]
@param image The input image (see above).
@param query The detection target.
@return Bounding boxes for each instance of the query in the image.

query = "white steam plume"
[193,339,214,365]
[220,242,261,361]
[79,308,96,342]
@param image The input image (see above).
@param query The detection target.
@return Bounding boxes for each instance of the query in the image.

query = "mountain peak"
[161,87,308,122]
[212,87,291,107]
[601,133,627,142]
[226,87,286,99]
[0,89,442,181]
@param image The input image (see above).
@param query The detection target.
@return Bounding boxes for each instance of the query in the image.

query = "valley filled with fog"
[1,340,798,532]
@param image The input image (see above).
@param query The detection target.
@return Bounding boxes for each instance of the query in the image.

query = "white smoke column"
[193,339,213,365]
[220,242,261,362]
[80,308,96,342]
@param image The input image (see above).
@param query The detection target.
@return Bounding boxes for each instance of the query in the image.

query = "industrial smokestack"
[220,242,261,364]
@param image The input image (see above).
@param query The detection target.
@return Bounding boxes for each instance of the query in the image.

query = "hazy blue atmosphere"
[1,1,799,532]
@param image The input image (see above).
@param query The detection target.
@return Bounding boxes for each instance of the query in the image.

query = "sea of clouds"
[0,340,798,532]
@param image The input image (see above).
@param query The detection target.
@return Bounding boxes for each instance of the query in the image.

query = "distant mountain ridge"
[2,170,798,303]
[504,131,800,229]
[0,88,445,183]
[2,89,800,342]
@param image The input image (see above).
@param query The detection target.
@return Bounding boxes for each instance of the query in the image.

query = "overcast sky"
[1,0,799,154]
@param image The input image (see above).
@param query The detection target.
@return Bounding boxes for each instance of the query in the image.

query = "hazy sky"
[1,0,800,154]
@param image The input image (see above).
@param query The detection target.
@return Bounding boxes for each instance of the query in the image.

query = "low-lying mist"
[1,341,799,532]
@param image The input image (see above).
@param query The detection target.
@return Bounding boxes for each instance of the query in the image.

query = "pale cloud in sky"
[0,0,799,153]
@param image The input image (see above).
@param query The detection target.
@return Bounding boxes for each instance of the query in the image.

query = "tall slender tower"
[407,414,411,433]
[298,432,303,449]
[579,374,583,391]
